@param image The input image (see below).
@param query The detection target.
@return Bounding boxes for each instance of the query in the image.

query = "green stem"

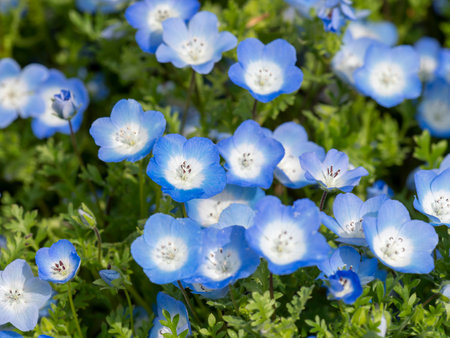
[177,280,201,323]
[138,160,146,219]
[124,289,135,337]
[251,99,258,121]
[229,284,239,315]
[93,226,102,262]
[182,203,188,218]
[180,69,196,135]
[67,281,83,338]
[319,190,328,211]
[1,0,26,57]
[126,284,152,315]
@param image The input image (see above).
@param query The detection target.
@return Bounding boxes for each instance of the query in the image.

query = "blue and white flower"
[228,38,303,103]
[31,70,89,139]
[437,48,450,83]
[300,148,369,192]
[353,44,422,108]
[99,270,121,287]
[0,58,48,128]
[213,204,256,229]
[327,270,362,304]
[147,134,226,202]
[125,0,200,54]
[0,259,52,332]
[284,0,320,17]
[51,89,78,120]
[271,122,325,188]
[186,184,264,227]
[149,292,191,338]
[414,37,441,82]
[179,281,229,299]
[344,20,398,46]
[131,213,202,284]
[416,79,450,138]
[35,239,81,284]
[156,11,237,74]
[364,199,438,274]
[317,0,356,33]
[367,180,394,199]
[246,196,330,275]
[77,0,128,14]
[90,99,166,162]
[321,193,388,246]
[217,120,285,189]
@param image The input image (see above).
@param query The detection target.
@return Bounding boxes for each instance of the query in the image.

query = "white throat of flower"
[333,275,354,298]
[0,77,29,110]
[419,56,437,81]
[178,37,212,65]
[148,5,179,31]
[245,61,283,95]
[334,48,364,83]
[114,123,148,154]
[373,228,412,267]
[2,288,25,307]
[50,259,72,280]
[421,99,450,133]
[165,156,205,190]
[229,144,265,179]
[423,190,450,223]
[370,62,405,96]
[202,247,241,281]
[321,165,343,188]
[341,218,365,238]
[153,236,188,271]
[277,150,303,182]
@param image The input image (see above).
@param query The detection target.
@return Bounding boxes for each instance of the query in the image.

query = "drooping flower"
[344,20,398,46]
[185,184,264,227]
[228,38,303,103]
[99,270,121,287]
[245,196,330,275]
[0,259,53,331]
[299,148,369,192]
[186,226,260,289]
[317,0,356,33]
[367,180,394,199]
[414,164,450,226]
[414,37,441,82]
[149,292,191,338]
[90,99,166,162]
[147,134,226,202]
[321,193,388,246]
[271,122,325,188]
[364,199,438,273]
[31,70,89,139]
[131,213,202,284]
[416,79,450,138]
[51,89,78,120]
[155,11,237,74]
[125,0,200,54]
[0,58,48,128]
[217,120,285,189]
[353,44,422,108]
[327,270,362,304]
[35,239,81,284]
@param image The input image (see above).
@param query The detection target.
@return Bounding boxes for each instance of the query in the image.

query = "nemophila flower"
[76,0,127,14]
[31,70,89,139]
[414,37,441,82]
[317,0,356,33]
[321,193,388,246]
[416,79,450,138]
[131,213,202,284]
[246,196,330,275]
[353,44,421,108]
[0,259,52,332]
[147,134,226,202]
[156,11,237,74]
[35,239,81,284]
[300,148,369,192]
[86,73,109,102]
[99,270,121,287]
[125,0,200,54]
[327,270,362,304]
[182,282,228,299]
[149,292,191,338]
[271,122,325,188]
[344,20,398,46]
[228,38,303,103]
[90,99,166,163]
[437,49,450,83]
[217,120,285,189]
[0,0,18,14]
[0,235,6,250]
[441,284,450,300]
[214,204,255,229]
[51,89,78,120]
[284,0,320,17]
[414,166,450,226]
[364,199,438,274]
[367,180,394,199]
[0,58,48,128]
[187,226,260,289]
[186,184,264,227]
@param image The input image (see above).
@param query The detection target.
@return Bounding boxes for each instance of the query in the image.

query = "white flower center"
[342,218,364,238]
[50,259,71,280]
[333,276,354,298]
[245,61,283,95]
[0,77,28,110]
[421,99,450,132]
[202,247,241,281]
[370,62,405,96]
[229,145,264,179]
[322,165,342,187]
[179,37,211,65]
[165,156,205,190]
[277,152,303,182]
[3,289,24,305]
[419,56,437,81]
[148,5,178,31]
[373,229,412,267]
[431,195,450,217]
[115,126,139,146]
[334,49,363,83]
[153,236,188,271]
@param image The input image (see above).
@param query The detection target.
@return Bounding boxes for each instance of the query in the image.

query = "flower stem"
[229,284,239,315]
[319,190,328,211]
[67,281,83,338]
[182,203,188,218]
[126,284,152,315]
[92,226,102,262]
[251,99,258,121]
[269,272,274,300]
[180,69,196,135]
[124,288,135,337]
[177,280,201,323]
[138,160,146,219]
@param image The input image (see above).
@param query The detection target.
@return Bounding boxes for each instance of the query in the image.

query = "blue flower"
[125,0,200,54]
[228,38,303,103]
[416,79,450,138]
[99,270,121,287]
[213,203,255,229]
[51,89,78,120]
[414,37,441,82]
[317,0,356,33]
[156,11,237,74]
[0,0,18,14]
[442,284,450,300]
[35,239,81,284]
[90,99,166,162]
[186,226,260,289]
[271,122,325,188]
[364,199,438,274]
[344,20,398,46]
[76,0,128,14]
[131,213,202,284]
[437,48,450,83]
[246,196,330,275]
[149,292,191,338]
[367,180,394,199]
[327,270,362,304]
[321,193,388,246]
[0,259,52,331]
[300,148,369,192]
[31,70,89,139]
[147,134,226,202]
[0,331,23,337]
[0,58,48,128]
[353,44,422,108]
[414,165,450,226]
[186,184,264,227]
[284,0,320,17]
[217,120,285,189]
[181,281,229,299]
